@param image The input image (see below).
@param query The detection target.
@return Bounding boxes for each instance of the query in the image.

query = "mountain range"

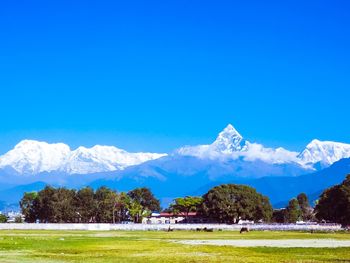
[1,124,350,210]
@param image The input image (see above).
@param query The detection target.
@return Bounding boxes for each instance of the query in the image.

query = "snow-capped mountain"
[177,124,350,169]
[298,139,350,167]
[0,140,71,174]
[178,124,300,165]
[63,145,167,174]
[1,124,350,210]
[0,124,350,176]
[0,140,167,175]
[211,124,248,153]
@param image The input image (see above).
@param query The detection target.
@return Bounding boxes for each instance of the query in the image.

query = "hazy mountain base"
[1,158,349,211]
[89,157,350,208]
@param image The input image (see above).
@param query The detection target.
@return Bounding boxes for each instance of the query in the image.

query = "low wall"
[0,223,342,231]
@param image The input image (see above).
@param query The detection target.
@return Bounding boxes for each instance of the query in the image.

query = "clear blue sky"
[0,0,349,154]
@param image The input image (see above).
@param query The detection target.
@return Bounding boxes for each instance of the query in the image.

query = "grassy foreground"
[0,230,349,262]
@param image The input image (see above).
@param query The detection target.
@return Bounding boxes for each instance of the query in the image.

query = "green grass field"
[0,230,349,262]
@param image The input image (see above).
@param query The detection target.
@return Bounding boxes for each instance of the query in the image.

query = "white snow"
[1,124,350,175]
[0,140,71,174]
[63,145,166,174]
[177,124,299,165]
[298,139,350,166]
[0,140,166,175]
[177,124,350,168]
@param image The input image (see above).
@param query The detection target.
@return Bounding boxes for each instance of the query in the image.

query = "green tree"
[315,174,350,226]
[170,196,203,222]
[52,188,76,223]
[127,188,160,223]
[113,192,131,223]
[95,187,118,223]
[20,192,39,223]
[127,199,144,223]
[285,198,301,223]
[0,214,7,223]
[75,187,96,223]
[272,209,286,223]
[255,196,273,222]
[127,188,160,212]
[201,184,273,224]
[36,186,57,223]
[297,193,313,221]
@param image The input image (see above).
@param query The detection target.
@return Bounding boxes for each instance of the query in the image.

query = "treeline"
[272,193,314,223]
[19,174,350,225]
[20,184,274,224]
[20,186,160,223]
[315,174,350,226]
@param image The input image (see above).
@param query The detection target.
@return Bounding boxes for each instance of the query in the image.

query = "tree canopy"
[127,188,161,223]
[20,186,160,223]
[297,193,313,221]
[200,184,273,224]
[170,196,203,221]
[285,198,301,223]
[315,174,350,226]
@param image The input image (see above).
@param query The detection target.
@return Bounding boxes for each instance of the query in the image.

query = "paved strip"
[175,239,350,248]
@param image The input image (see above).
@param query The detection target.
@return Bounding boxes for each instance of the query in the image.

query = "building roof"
[157,212,197,217]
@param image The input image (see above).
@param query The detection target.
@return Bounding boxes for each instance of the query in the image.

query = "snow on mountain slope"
[63,145,166,174]
[211,124,248,153]
[298,139,350,166]
[178,124,350,168]
[0,140,167,175]
[1,124,350,176]
[178,124,299,165]
[0,140,71,174]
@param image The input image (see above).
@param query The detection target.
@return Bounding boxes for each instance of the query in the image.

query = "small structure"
[142,212,200,224]
[3,211,24,223]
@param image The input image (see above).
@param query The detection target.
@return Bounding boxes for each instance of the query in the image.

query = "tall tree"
[127,199,144,223]
[285,198,301,223]
[201,184,273,224]
[95,187,118,223]
[315,174,350,226]
[75,187,96,223]
[255,196,273,222]
[272,209,286,223]
[127,188,160,212]
[297,193,313,221]
[127,188,160,223]
[170,196,203,222]
[0,214,7,223]
[53,188,76,223]
[36,186,57,223]
[20,192,39,223]
[113,192,131,223]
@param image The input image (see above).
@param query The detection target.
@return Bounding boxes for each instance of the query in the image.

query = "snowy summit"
[0,124,350,175]
[177,124,350,168]
[0,140,167,175]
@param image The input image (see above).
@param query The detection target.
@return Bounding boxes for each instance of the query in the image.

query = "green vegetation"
[0,230,349,262]
[201,184,273,223]
[297,193,313,221]
[20,186,160,223]
[285,199,301,223]
[127,188,161,223]
[0,214,7,223]
[20,184,275,224]
[272,193,314,223]
[315,174,350,226]
[169,196,203,221]
[19,174,350,226]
